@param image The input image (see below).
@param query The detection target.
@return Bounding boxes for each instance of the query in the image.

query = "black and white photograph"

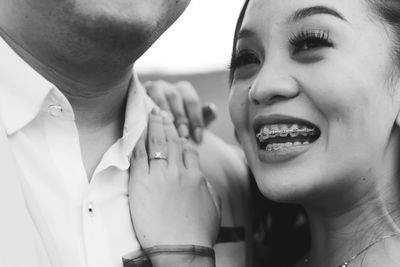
[1,1,400,267]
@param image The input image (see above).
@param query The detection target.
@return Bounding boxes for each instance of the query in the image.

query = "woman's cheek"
[228,88,249,132]
[300,65,369,122]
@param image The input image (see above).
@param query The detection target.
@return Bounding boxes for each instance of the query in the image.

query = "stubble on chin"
[50,1,159,60]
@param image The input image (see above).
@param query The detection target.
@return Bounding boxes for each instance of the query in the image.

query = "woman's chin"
[252,169,324,204]
[258,185,310,204]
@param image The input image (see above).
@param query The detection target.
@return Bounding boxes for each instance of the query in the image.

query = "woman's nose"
[248,66,299,105]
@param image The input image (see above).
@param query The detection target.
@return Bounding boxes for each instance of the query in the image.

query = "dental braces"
[256,128,315,142]
[266,141,309,151]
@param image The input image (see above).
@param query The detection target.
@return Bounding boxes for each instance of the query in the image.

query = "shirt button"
[87,202,95,215]
[48,104,63,117]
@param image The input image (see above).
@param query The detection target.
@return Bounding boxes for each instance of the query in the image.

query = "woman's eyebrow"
[288,5,348,23]
[236,29,255,40]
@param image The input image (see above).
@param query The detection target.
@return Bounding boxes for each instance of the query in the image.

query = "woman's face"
[229,0,400,205]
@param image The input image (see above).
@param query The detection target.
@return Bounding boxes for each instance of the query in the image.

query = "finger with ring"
[148,110,168,170]
[163,116,183,168]
[148,151,168,162]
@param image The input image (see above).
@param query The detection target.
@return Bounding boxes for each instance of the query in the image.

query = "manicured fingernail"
[204,103,216,114]
[151,107,160,115]
[159,110,172,121]
[178,123,189,138]
[202,103,217,127]
[194,127,203,143]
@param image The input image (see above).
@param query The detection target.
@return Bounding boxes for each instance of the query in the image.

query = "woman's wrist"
[123,245,215,267]
[150,253,215,267]
[147,244,215,267]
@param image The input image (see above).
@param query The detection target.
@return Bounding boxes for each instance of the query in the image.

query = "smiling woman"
[228,0,400,266]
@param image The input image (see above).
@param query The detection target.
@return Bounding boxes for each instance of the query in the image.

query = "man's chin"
[58,2,186,53]
[46,0,190,67]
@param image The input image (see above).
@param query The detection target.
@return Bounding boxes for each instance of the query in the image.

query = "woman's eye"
[230,50,260,71]
[290,30,333,54]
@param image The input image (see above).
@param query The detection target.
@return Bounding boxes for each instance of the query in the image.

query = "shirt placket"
[82,180,114,267]
[44,92,114,267]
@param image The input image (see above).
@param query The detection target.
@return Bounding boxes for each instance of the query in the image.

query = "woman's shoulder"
[193,130,249,189]
[192,130,251,235]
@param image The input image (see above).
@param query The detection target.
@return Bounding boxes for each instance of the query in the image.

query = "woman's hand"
[128,109,220,249]
[144,80,217,143]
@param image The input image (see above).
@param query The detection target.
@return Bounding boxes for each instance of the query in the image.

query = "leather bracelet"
[123,244,215,267]
[142,245,215,259]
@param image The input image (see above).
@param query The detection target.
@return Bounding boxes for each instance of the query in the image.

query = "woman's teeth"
[265,141,310,151]
[256,124,316,142]
[255,123,320,152]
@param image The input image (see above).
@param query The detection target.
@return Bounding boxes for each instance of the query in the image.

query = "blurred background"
[137,0,245,144]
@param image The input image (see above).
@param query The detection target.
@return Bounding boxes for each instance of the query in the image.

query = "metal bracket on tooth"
[256,128,315,142]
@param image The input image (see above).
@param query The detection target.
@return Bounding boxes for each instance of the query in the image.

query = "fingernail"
[151,107,160,115]
[194,127,203,143]
[159,110,172,121]
[178,123,189,138]
[202,103,217,127]
[204,103,216,113]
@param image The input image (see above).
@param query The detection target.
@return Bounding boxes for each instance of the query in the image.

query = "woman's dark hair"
[229,0,249,84]
[249,171,309,267]
[230,1,310,266]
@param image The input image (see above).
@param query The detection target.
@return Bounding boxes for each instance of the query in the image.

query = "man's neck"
[2,29,136,179]
[59,76,131,132]
[1,29,133,131]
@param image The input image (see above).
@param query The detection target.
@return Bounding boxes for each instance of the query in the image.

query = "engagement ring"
[149,151,168,162]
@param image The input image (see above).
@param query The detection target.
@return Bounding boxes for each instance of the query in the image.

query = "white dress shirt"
[0,36,154,267]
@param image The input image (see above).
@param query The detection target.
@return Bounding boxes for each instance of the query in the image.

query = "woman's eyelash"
[229,30,332,75]
[289,30,333,53]
[230,50,260,70]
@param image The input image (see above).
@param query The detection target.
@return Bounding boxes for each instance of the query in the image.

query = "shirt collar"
[0,35,54,135]
[122,73,156,156]
[0,34,157,171]
[123,73,155,135]
[92,74,156,174]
